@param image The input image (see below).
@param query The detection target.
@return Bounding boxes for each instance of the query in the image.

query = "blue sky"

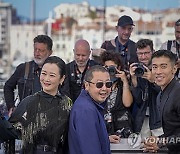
[4,0,180,19]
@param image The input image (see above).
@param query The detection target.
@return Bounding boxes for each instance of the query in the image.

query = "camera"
[134,63,146,77]
[116,127,133,138]
[107,66,117,76]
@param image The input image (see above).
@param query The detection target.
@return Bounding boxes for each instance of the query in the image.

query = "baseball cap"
[175,19,180,26]
[117,15,135,27]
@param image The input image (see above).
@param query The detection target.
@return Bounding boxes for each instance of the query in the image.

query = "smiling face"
[85,71,111,103]
[40,63,65,96]
[116,25,133,44]
[152,56,177,90]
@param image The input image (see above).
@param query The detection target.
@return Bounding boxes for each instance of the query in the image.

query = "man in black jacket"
[144,50,180,153]
[64,39,97,102]
[130,39,163,139]
[4,35,53,116]
[92,15,138,70]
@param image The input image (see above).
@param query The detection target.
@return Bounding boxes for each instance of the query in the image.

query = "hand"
[143,136,159,153]
[8,107,15,117]
[129,63,138,87]
[129,63,137,77]
[176,59,180,68]
[141,65,154,83]
[115,69,128,83]
[109,135,120,143]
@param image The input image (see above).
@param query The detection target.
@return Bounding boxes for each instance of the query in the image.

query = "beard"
[75,59,89,67]
[34,56,48,67]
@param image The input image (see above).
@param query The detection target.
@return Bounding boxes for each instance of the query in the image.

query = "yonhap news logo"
[128,134,180,149]
[127,133,142,148]
[144,136,180,145]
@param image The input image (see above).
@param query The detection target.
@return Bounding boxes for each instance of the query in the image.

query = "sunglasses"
[86,81,113,89]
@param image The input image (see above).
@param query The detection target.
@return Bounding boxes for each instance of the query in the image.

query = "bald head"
[74,39,90,51]
[74,39,91,67]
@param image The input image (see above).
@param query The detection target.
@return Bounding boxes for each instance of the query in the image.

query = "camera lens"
[107,66,117,76]
[134,63,146,77]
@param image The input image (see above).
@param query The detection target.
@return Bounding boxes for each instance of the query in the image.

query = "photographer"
[64,39,98,103]
[129,39,163,139]
[100,51,133,143]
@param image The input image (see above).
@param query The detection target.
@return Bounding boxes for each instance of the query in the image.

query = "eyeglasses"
[86,81,113,89]
[137,51,151,56]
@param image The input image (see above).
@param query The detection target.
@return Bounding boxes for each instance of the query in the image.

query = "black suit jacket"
[157,78,180,136]
[157,78,180,151]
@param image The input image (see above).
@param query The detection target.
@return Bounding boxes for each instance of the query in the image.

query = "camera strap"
[141,82,148,103]
[21,62,30,100]
[167,40,180,58]
[176,41,180,58]
[115,36,130,69]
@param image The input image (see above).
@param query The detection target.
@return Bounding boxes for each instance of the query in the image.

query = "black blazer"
[157,78,180,137]
[157,78,180,151]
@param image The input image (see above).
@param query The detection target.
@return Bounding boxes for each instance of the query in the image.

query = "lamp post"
[102,0,106,42]
[31,0,36,25]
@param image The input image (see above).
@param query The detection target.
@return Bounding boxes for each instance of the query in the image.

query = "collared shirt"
[40,91,62,103]
[68,89,111,154]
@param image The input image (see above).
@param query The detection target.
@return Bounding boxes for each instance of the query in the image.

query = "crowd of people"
[0,15,180,154]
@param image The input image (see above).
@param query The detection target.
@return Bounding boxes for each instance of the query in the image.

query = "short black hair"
[84,65,108,82]
[151,50,177,65]
[100,51,123,69]
[136,39,153,51]
[43,56,66,78]
[34,35,53,50]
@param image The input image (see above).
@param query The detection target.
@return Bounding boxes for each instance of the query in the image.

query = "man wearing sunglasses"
[68,65,112,154]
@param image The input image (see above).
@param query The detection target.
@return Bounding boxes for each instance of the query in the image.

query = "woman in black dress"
[10,56,72,154]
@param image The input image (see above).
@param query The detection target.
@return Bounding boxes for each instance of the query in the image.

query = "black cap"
[117,15,134,27]
[175,19,180,26]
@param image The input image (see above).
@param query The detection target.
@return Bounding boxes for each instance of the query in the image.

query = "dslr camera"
[107,66,117,76]
[116,127,133,138]
[134,63,146,77]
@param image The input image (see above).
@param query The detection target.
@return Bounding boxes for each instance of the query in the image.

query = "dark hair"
[175,19,180,26]
[100,51,123,69]
[151,50,177,65]
[34,35,53,50]
[84,65,108,82]
[136,39,153,51]
[43,56,66,78]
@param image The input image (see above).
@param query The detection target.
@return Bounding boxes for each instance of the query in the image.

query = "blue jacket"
[68,89,111,154]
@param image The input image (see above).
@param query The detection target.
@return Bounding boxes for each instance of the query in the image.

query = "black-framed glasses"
[137,51,151,56]
[86,81,113,89]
